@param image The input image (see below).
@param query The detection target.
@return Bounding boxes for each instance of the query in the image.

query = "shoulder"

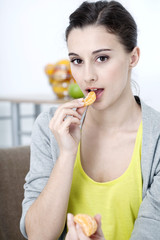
[31,106,58,140]
[140,98,160,130]
[140,98,160,197]
[35,106,57,123]
[33,106,57,130]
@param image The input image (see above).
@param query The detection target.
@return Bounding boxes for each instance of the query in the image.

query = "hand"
[65,213,106,240]
[49,98,86,157]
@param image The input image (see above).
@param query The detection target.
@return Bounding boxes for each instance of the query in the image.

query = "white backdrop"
[0,0,160,146]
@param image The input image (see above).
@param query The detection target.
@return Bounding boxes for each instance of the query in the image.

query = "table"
[0,95,69,146]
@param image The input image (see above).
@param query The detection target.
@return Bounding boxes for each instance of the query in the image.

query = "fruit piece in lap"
[74,214,97,236]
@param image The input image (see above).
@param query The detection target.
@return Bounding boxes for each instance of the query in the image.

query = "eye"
[70,58,83,65]
[96,56,109,63]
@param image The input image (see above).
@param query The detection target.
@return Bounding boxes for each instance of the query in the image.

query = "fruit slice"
[74,214,97,236]
[83,91,96,106]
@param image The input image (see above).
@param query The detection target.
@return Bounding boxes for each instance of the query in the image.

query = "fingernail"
[78,98,84,105]
[67,213,72,221]
[78,98,84,101]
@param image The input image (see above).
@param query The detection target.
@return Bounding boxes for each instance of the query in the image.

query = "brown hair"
[65,1,137,52]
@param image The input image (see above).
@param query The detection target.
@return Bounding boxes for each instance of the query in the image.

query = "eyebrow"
[68,48,112,56]
[93,48,112,54]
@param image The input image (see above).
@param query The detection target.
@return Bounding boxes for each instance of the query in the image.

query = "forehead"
[67,25,122,53]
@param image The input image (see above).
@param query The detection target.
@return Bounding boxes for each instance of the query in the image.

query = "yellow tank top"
[67,122,142,240]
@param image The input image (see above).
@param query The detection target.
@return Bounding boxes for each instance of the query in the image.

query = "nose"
[83,64,97,83]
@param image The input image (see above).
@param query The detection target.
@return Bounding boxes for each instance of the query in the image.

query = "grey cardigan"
[20,97,160,239]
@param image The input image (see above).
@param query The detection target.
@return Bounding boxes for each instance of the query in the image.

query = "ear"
[129,46,140,68]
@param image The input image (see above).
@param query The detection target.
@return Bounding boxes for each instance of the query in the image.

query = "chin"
[90,101,106,111]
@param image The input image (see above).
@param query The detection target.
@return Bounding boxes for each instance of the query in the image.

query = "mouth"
[85,88,104,100]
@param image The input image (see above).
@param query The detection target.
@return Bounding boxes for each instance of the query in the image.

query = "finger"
[61,116,81,131]
[53,108,82,126]
[49,107,82,132]
[60,109,82,122]
[67,213,74,229]
[49,100,84,130]
[76,106,87,116]
[93,214,104,237]
[56,98,84,114]
[76,223,90,240]
[65,232,69,240]
[94,214,101,224]
[67,213,79,240]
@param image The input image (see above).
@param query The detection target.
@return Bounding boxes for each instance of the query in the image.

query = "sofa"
[0,146,30,240]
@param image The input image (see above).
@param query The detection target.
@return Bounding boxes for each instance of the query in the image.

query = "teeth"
[87,88,98,92]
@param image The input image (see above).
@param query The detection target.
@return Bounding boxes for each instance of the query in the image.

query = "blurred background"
[0,0,160,147]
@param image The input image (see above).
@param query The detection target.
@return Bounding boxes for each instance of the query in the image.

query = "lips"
[85,88,104,100]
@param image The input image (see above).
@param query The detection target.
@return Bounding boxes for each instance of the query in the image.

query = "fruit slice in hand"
[74,214,97,236]
[83,91,96,106]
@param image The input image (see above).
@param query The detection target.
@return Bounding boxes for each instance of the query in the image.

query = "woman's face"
[67,25,136,110]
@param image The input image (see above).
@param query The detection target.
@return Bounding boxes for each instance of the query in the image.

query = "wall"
[129,0,160,109]
[0,0,160,147]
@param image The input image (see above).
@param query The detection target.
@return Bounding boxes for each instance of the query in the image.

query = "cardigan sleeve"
[20,108,60,239]
[130,156,160,239]
[130,100,160,239]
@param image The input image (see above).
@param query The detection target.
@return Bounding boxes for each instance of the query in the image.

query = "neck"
[86,92,141,132]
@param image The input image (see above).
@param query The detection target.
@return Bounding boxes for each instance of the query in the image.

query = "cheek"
[107,60,129,83]
[71,66,77,79]
[102,61,130,97]
[71,67,82,84]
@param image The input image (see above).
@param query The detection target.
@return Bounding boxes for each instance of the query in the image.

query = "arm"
[25,152,76,240]
[20,99,85,240]
[65,214,105,240]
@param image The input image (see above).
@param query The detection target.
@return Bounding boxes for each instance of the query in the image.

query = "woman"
[20,1,160,240]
